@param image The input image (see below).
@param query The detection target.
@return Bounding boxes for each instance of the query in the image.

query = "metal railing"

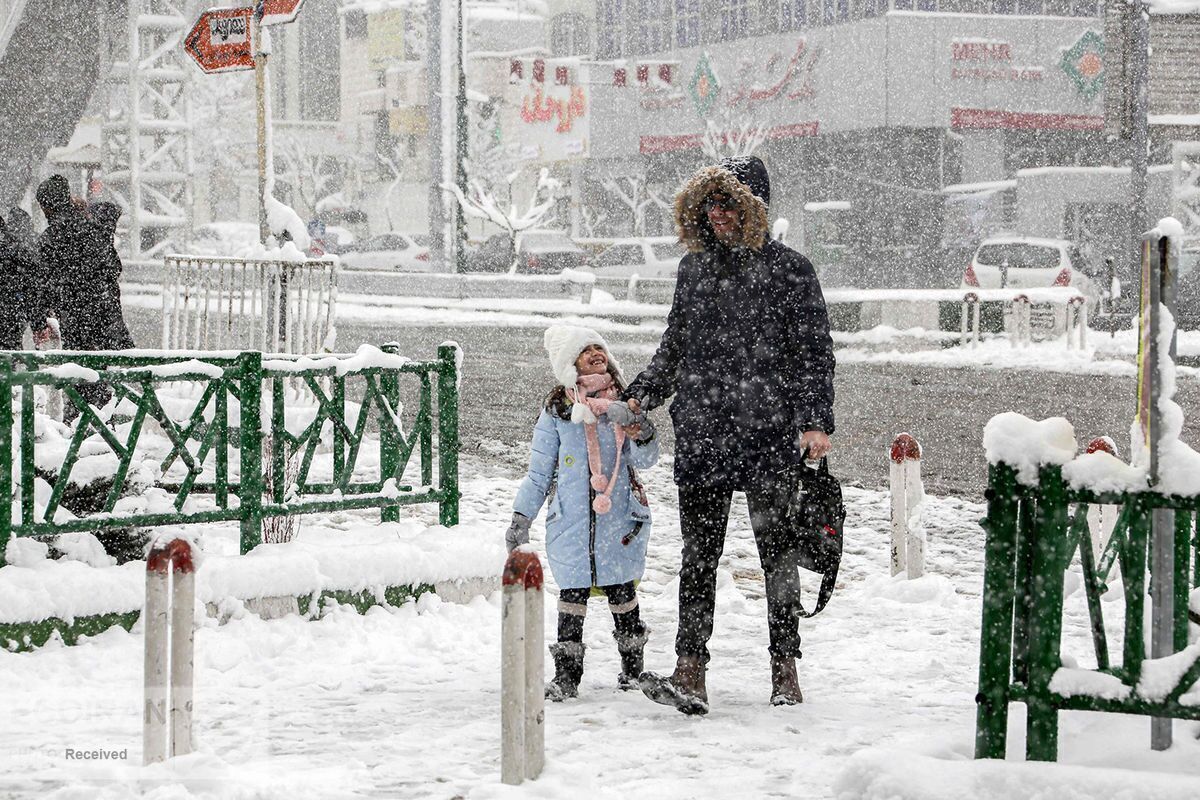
[0,345,459,566]
[974,461,1200,762]
[162,255,338,354]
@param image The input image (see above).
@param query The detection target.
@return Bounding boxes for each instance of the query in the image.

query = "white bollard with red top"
[1085,437,1120,560]
[961,293,980,348]
[143,538,196,765]
[1011,294,1032,347]
[890,433,925,579]
[1067,296,1088,351]
[501,548,545,785]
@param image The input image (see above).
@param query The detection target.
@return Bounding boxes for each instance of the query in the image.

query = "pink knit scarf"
[569,372,625,515]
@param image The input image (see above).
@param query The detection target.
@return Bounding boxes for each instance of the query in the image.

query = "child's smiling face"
[575,344,608,377]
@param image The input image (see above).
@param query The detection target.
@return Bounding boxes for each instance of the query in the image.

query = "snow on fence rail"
[162,255,338,354]
[975,416,1200,763]
[0,345,460,567]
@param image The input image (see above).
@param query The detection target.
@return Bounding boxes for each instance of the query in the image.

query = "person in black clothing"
[0,209,44,349]
[624,156,836,715]
[34,175,135,416]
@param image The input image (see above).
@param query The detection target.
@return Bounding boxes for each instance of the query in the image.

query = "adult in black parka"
[624,156,836,715]
[34,175,134,351]
[0,209,44,349]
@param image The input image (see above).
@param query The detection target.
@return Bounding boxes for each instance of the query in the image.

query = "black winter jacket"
[37,209,134,350]
[625,158,835,488]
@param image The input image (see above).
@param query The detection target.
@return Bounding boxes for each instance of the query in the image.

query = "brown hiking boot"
[770,655,803,706]
[639,654,708,715]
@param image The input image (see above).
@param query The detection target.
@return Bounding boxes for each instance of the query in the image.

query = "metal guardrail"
[974,462,1200,762]
[162,255,338,355]
[0,345,460,566]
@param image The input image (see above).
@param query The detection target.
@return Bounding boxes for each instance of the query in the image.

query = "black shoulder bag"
[786,458,846,617]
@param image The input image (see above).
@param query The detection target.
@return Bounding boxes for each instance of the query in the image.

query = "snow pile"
[982,412,1076,484]
[1049,667,1130,701]
[861,572,956,604]
[0,519,506,624]
[1136,643,1200,702]
[1062,450,1146,494]
[834,749,1200,800]
[1130,300,1200,497]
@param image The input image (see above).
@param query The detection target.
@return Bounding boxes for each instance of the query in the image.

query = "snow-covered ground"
[3,448,1199,799]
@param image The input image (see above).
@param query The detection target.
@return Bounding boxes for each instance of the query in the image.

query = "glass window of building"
[781,0,807,29]
[675,0,701,47]
[598,0,625,58]
[719,0,750,41]
[551,13,592,56]
[633,0,670,54]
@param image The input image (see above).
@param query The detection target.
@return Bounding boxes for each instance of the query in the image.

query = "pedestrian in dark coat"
[34,175,134,351]
[625,156,836,715]
[87,200,135,348]
[0,210,44,349]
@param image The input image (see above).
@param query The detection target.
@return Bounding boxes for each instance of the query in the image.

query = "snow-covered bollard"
[143,538,196,765]
[961,293,980,348]
[889,433,925,579]
[1084,437,1120,561]
[1011,294,1032,348]
[1067,296,1088,351]
[501,547,544,785]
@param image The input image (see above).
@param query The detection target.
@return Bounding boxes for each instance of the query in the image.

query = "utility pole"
[1129,0,1149,291]
[254,2,270,244]
[455,0,468,273]
[427,0,446,271]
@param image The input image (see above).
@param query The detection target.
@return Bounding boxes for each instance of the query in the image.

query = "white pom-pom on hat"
[543,324,622,389]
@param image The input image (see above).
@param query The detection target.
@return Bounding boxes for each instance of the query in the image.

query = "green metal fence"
[0,344,459,567]
[974,462,1200,762]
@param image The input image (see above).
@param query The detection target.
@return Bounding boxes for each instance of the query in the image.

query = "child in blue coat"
[507,324,659,700]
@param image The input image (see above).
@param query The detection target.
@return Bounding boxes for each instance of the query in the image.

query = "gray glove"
[632,417,656,442]
[604,401,640,426]
[505,512,531,553]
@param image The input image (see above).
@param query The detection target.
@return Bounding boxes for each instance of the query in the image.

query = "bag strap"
[796,562,838,618]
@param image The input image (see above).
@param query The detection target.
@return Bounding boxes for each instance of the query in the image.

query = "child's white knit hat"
[543,324,622,388]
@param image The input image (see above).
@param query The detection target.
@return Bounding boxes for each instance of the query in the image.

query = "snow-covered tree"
[444,168,561,272]
[272,133,343,220]
[598,171,671,237]
[701,106,769,161]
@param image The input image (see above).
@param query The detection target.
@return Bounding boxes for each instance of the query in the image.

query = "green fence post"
[1122,501,1150,687]
[271,375,286,504]
[1024,466,1069,762]
[1011,498,1036,687]
[19,370,34,527]
[437,344,459,528]
[239,351,264,554]
[0,357,13,566]
[379,343,401,524]
[1174,511,1191,653]
[975,462,1020,760]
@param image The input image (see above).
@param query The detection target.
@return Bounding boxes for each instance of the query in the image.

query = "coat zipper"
[588,484,598,586]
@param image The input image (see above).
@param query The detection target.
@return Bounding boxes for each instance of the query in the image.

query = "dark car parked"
[466,230,590,274]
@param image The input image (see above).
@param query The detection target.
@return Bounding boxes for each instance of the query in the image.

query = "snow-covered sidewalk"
[2,450,1199,799]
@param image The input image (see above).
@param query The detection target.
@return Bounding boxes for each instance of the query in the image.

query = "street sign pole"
[254,5,270,245]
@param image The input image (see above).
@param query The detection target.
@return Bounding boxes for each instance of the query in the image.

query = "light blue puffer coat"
[513,407,659,590]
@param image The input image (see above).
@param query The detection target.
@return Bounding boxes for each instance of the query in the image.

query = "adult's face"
[574,343,608,377]
[705,193,741,242]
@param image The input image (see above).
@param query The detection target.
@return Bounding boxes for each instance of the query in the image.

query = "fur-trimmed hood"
[674,157,771,254]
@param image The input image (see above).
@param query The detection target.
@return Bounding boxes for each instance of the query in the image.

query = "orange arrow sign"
[184,7,255,74]
[259,0,305,26]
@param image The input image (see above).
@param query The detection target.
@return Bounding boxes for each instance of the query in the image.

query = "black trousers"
[557,581,643,643]
[675,473,803,664]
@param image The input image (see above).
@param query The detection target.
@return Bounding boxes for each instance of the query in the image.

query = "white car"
[182,222,263,257]
[588,237,687,279]
[338,232,432,271]
[961,236,1097,300]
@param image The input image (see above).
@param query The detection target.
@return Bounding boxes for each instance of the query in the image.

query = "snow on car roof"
[977,235,1073,250]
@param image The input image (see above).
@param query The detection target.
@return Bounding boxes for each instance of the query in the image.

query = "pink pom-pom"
[593,495,612,514]
[590,474,608,491]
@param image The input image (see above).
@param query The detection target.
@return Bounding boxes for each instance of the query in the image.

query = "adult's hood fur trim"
[673,163,771,253]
